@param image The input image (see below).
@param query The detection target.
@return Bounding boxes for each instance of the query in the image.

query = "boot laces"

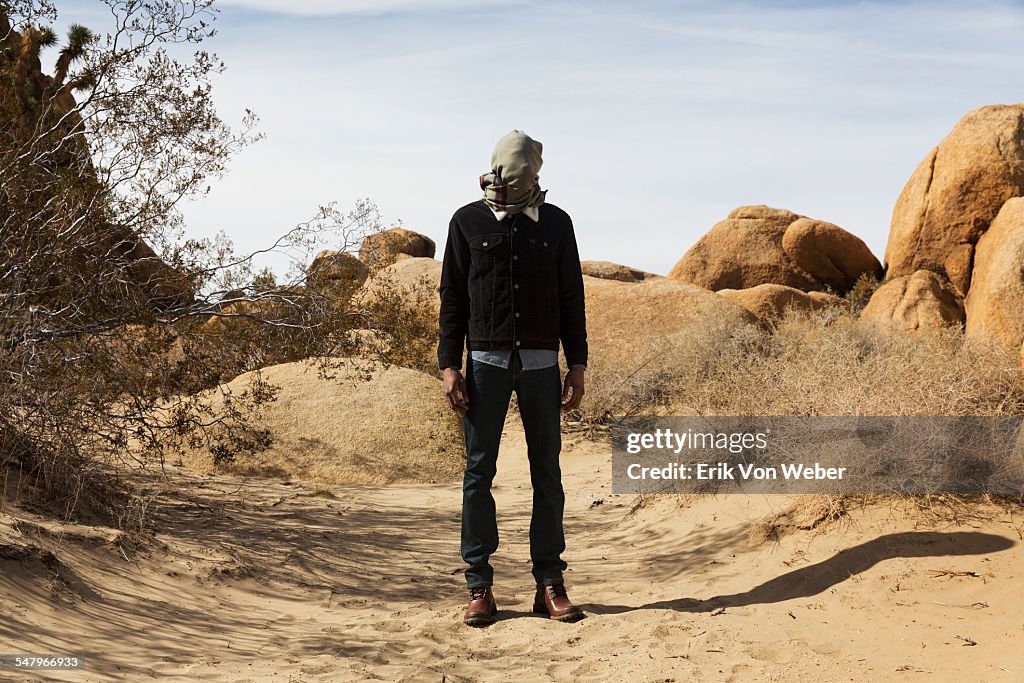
[547,583,568,598]
[469,586,489,600]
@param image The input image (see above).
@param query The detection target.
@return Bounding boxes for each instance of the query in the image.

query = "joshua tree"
[50,22,90,85]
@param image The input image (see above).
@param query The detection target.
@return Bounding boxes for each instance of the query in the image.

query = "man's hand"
[443,367,469,414]
[561,365,585,411]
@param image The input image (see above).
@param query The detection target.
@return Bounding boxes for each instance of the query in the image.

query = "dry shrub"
[0,418,131,524]
[575,275,757,423]
[353,259,441,377]
[586,299,1024,519]
[0,0,391,526]
[581,303,1024,422]
[671,310,1024,417]
[188,287,332,385]
[841,272,883,315]
[578,314,745,423]
[748,495,852,545]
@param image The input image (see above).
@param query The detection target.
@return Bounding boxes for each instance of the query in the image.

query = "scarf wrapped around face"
[479,130,547,218]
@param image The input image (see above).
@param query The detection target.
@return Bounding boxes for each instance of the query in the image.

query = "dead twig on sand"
[933,601,989,609]
[928,568,981,579]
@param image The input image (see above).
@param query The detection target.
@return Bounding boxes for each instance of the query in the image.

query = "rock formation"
[0,13,193,311]
[669,205,880,294]
[885,104,1024,297]
[781,218,882,294]
[359,228,436,270]
[580,260,659,282]
[860,270,964,332]
[718,284,841,324]
[964,197,1024,349]
[583,275,756,361]
[308,250,369,290]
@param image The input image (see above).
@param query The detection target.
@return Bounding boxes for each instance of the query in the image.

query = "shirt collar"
[489,204,540,222]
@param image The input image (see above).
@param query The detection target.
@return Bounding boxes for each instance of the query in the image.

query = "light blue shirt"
[470,348,559,370]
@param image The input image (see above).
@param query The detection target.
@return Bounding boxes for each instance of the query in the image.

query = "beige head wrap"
[479,130,547,217]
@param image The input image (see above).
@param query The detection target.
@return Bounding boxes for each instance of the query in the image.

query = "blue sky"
[54,0,1024,275]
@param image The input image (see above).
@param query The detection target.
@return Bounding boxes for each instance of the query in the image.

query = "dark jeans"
[461,351,567,588]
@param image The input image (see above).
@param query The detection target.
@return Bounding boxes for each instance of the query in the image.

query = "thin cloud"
[215,0,521,16]
[167,0,1024,276]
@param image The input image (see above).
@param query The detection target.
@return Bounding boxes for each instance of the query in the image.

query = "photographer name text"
[625,462,847,481]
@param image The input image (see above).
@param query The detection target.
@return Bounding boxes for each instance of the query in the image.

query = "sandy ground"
[2,418,1023,682]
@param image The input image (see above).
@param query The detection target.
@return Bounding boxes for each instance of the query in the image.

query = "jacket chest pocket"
[523,236,557,277]
[469,233,508,275]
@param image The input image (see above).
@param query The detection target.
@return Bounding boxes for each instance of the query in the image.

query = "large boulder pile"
[668,205,881,295]
[867,104,1024,344]
[668,206,809,290]
[885,104,1024,297]
[309,227,435,300]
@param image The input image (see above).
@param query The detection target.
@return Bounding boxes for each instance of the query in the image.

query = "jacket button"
[543,241,548,247]
[482,241,488,246]
[515,341,521,346]
[515,312,520,318]
[513,255,518,260]
[514,283,519,289]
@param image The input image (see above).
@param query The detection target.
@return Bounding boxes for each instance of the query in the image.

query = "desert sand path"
[2,417,1023,682]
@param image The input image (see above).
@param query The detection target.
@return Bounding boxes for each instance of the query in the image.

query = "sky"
[53,0,1024,276]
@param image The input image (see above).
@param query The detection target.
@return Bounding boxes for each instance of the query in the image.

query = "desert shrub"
[580,303,1024,424]
[576,311,755,423]
[841,272,883,315]
[677,310,1024,417]
[0,2,385,524]
[584,300,1024,515]
[352,267,441,377]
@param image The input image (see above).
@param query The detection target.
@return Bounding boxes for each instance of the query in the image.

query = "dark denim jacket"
[437,199,587,371]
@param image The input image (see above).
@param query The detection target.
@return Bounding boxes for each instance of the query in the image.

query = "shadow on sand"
[581,531,1015,615]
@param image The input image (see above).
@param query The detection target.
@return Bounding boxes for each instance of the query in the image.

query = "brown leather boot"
[533,583,585,622]
[464,586,497,627]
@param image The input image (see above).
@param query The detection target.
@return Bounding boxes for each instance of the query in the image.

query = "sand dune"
[1,417,1022,682]
[179,359,462,485]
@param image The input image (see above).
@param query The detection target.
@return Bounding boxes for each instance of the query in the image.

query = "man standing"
[438,130,588,627]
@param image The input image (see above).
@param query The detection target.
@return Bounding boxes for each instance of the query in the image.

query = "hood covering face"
[479,129,547,220]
